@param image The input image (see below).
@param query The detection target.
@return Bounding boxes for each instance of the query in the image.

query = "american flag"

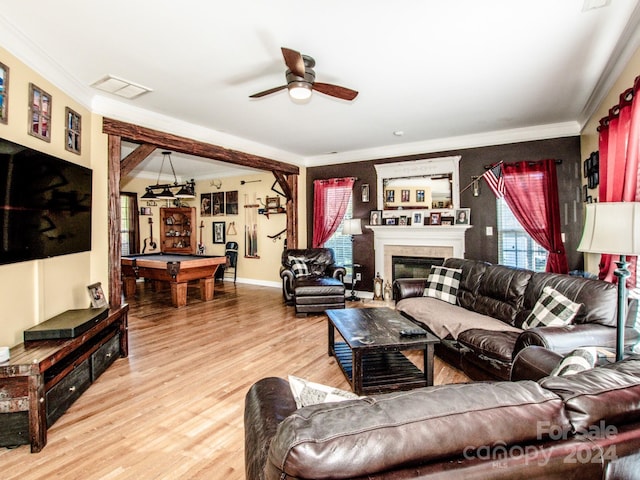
[482,162,505,198]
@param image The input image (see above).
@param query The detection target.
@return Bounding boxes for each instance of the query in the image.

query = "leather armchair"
[280,248,346,314]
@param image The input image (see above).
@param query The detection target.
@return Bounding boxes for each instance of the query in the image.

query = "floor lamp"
[577,202,640,362]
[343,218,362,302]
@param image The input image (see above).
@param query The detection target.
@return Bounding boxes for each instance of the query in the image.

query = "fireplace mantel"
[366,225,471,281]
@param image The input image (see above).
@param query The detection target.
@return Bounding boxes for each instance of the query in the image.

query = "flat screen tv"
[0,137,92,265]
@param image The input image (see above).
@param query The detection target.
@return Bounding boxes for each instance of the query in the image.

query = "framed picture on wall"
[28,83,52,142]
[361,184,370,203]
[0,61,8,124]
[213,221,225,244]
[201,193,212,216]
[429,212,441,225]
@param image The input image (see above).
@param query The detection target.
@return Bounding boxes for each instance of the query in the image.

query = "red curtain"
[597,75,640,286]
[312,177,355,248]
[502,159,568,274]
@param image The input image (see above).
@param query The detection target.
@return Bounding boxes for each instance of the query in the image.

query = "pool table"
[121,253,227,307]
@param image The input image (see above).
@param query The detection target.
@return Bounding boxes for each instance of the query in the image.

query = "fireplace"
[366,225,470,283]
[392,256,444,281]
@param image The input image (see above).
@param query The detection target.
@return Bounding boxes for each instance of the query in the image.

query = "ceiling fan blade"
[249,85,287,98]
[312,82,359,101]
[281,47,305,78]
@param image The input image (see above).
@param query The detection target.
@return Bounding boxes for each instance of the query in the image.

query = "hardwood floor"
[0,282,469,479]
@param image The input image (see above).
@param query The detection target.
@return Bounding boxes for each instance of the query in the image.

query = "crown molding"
[303,121,580,167]
[0,13,94,109]
[578,2,640,127]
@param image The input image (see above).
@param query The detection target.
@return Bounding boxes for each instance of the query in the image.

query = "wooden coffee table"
[326,307,440,395]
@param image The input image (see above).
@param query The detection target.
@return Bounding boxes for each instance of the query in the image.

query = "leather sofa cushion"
[473,265,533,324]
[457,329,521,362]
[443,258,488,310]
[267,381,569,479]
[294,277,345,296]
[539,357,640,432]
[515,271,617,328]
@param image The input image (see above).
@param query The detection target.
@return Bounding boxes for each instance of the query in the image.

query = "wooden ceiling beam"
[120,143,156,178]
[103,117,299,175]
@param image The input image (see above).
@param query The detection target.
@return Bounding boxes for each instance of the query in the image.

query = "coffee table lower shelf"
[333,342,427,395]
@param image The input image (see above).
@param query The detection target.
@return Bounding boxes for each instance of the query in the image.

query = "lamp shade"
[156,187,175,200]
[343,218,362,236]
[175,185,195,198]
[578,202,640,255]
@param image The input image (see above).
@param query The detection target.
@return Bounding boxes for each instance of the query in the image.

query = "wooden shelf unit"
[160,207,196,254]
[0,305,129,452]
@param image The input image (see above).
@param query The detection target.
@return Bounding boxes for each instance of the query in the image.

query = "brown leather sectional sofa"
[393,258,634,380]
[244,355,640,479]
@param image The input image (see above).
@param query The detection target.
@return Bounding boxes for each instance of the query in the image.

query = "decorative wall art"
[28,83,52,142]
[213,221,226,244]
[200,193,212,216]
[64,107,81,154]
[0,61,8,124]
[361,184,370,202]
[226,190,238,215]
[455,208,470,225]
[212,192,225,215]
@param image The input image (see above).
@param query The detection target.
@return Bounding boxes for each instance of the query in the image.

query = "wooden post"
[108,134,122,308]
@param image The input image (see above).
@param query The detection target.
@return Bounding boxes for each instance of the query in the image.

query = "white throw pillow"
[522,286,581,329]
[424,266,462,305]
[550,347,598,376]
[288,375,359,408]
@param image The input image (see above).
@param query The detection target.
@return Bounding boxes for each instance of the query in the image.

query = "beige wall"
[579,45,640,272]
[122,170,307,286]
[0,47,108,347]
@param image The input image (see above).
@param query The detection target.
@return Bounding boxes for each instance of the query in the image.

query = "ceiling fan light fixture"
[288,81,312,101]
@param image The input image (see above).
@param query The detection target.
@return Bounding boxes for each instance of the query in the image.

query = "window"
[121,193,139,256]
[324,195,354,280]
[497,198,547,271]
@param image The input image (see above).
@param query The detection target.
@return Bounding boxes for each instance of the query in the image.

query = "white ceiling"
[1,1,640,181]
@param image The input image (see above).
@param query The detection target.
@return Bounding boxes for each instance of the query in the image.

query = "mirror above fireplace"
[374,156,461,211]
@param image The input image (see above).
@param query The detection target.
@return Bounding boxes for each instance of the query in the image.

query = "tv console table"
[0,304,129,453]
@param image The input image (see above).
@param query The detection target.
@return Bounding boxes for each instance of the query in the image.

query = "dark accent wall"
[307,136,583,291]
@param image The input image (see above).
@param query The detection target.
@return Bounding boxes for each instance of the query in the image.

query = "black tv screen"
[0,137,92,265]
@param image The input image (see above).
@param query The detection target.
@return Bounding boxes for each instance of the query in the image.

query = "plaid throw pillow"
[289,257,309,278]
[522,286,582,329]
[424,266,462,305]
[550,347,598,376]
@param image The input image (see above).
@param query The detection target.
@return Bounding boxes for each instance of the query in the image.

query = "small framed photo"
[441,216,454,226]
[361,184,370,203]
[140,207,152,215]
[429,212,441,225]
[399,215,408,225]
[213,221,226,244]
[384,217,397,225]
[455,208,470,225]
[416,190,425,203]
[201,193,212,217]
[369,209,382,225]
[87,282,109,309]
[412,212,423,226]
[401,189,410,202]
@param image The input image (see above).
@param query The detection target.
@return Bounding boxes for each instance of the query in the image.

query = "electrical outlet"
[355,273,362,281]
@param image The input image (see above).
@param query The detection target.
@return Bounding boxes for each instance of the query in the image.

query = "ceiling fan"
[249,47,358,102]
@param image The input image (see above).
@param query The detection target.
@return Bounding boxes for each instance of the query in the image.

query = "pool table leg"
[170,282,188,307]
[123,276,137,298]
[200,277,214,301]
